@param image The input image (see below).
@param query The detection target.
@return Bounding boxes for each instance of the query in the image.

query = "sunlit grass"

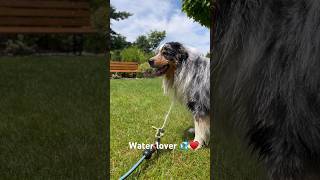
[110,78,210,179]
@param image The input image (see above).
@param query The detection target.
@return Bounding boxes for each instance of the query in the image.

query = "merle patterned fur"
[162,42,210,119]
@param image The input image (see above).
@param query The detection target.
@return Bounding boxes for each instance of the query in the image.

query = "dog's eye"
[162,52,169,56]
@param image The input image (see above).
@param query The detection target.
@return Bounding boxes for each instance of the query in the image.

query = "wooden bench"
[0,0,94,34]
[110,61,140,78]
[0,0,95,54]
[110,61,139,73]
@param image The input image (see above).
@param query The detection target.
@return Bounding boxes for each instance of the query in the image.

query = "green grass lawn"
[110,78,210,179]
[0,56,107,179]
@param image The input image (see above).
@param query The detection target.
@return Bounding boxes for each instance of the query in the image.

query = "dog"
[213,0,320,179]
[149,42,210,149]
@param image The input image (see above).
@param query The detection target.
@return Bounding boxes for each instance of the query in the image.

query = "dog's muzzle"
[148,59,169,76]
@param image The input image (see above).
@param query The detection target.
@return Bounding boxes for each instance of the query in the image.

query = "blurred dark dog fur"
[213,0,320,179]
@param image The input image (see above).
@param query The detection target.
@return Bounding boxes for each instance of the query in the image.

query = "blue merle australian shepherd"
[149,42,210,149]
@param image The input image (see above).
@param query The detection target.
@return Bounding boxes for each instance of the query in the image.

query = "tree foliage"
[110,5,132,21]
[111,35,131,51]
[182,0,211,28]
[148,31,166,51]
[120,46,151,64]
[135,35,149,53]
[110,5,132,50]
[134,31,166,53]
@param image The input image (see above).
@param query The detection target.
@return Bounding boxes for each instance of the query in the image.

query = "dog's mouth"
[154,65,169,76]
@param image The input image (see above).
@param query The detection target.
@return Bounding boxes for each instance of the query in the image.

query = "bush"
[138,62,155,78]
[110,50,122,61]
[120,46,148,64]
[4,39,36,56]
[138,62,151,72]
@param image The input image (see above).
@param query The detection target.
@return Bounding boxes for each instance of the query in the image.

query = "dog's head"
[149,42,188,76]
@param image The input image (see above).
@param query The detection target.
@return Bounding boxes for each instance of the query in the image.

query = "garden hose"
[119,142,157,180]
[119,155,146,180]
[119,103,174,180]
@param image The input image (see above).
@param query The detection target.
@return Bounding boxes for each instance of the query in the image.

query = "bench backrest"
[110,61,139,73]
[0,0,94,33]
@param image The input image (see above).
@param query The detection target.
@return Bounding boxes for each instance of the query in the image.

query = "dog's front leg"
[192,116,210,150]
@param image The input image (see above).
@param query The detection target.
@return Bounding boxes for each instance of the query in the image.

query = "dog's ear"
[164,42,189,64]
[176,47,188,64]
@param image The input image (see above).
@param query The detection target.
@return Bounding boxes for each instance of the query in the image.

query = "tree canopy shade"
[182,0,211,28]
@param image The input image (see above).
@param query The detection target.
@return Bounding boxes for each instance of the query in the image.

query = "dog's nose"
[148,59,154,67]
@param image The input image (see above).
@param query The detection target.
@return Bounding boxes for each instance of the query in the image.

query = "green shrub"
[4,39,36,56]
[138,62,155,78]
[120,46,148,63]
[110,50,122,61]
[138,62,151,72]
